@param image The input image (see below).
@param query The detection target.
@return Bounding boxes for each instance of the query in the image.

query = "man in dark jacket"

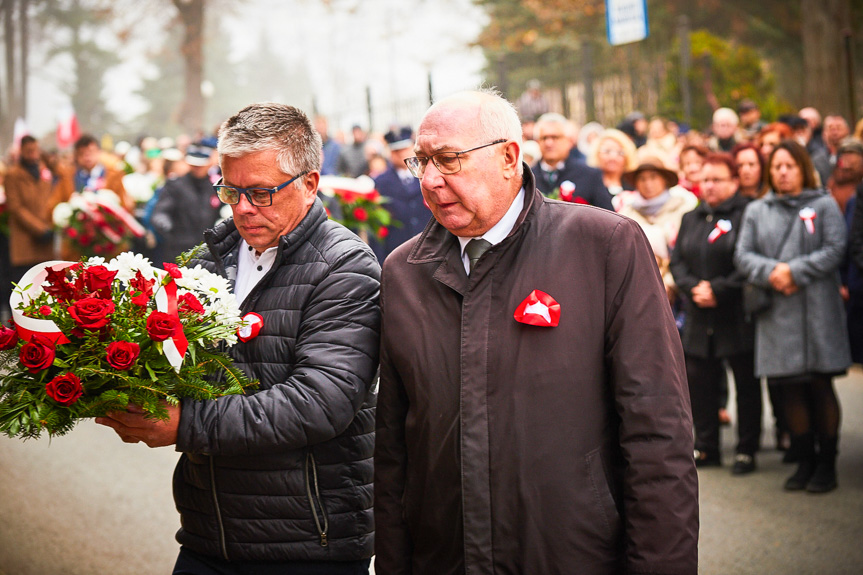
[375,90,698,575]
[531,112,613,210]
[370,126,431,263]
[150,142,222,264]
[97,103,380,574]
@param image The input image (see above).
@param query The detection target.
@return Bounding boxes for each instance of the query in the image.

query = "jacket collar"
[406,164,541,293]
[762,188,827,208]
[695,192,749,216]
[205,196,329,269]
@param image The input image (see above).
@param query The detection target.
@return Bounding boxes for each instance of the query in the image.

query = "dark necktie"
[465,238,493,274]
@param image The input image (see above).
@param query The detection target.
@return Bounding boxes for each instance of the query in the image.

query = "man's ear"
[304,171,321,203]
[502,141,522,180]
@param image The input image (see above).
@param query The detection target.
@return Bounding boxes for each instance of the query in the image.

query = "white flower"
[86,256,107,266]
[122,173,155,204]
[95,188,121,206]
[52,202,73,227]
[106,251,156,283]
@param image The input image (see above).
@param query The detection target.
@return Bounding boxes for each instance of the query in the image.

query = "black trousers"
[173,547,371,575]
[686,350,762,457]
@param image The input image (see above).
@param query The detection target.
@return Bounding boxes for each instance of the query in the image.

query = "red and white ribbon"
[799,207,816,235]
[707,219,732,243]
[10,261,75,344]
[153,270,188,372]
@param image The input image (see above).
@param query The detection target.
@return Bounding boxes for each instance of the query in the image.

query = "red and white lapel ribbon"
[707,219,732,243]
[799,207,817,235]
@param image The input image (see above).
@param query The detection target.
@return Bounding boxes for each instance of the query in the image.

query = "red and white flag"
[56,107,80,149]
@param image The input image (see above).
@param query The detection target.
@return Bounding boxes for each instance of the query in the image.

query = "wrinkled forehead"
[415,101,481,154]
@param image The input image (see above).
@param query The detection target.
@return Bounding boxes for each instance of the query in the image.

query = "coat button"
[257,265,263,271]
[707,328,714,335]
[706,214,713,223]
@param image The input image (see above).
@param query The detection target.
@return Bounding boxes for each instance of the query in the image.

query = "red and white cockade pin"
[708,219,732,243]
[560,180,576,202]
[513,289,561,327]
[799,207,817,234]
[237,312,264,342]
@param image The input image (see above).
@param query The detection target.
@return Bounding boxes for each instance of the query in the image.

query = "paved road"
[1,370,862,574]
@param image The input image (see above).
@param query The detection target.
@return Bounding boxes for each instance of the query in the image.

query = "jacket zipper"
[209,455,230,561]
[305,451,329,546]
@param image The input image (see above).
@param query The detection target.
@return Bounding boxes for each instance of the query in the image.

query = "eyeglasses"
[214,172,308,207]
[404,139,507,178]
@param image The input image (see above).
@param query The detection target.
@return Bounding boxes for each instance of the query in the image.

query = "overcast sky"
[23,0,487,137]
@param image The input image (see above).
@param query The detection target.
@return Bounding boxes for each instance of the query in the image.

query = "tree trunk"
[173,0,205,135]
[2,0,18,144]
[801,0,851,115]
[18,0,27,118]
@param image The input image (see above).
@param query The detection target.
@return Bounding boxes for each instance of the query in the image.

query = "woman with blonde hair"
[587,128,638,197]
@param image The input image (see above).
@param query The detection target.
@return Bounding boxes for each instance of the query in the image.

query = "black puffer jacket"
[173,198,381,562]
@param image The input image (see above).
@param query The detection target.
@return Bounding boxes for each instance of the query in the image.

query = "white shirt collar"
[539,160,565,172]
[235,240,278,306]
[458,187,525,274]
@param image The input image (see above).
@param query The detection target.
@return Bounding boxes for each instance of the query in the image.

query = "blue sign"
[606,0,649,46]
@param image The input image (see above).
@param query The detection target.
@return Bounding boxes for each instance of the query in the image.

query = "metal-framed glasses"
[214,171,309,207]
[404,139,508,178]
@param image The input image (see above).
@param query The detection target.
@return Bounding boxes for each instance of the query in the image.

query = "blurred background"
[0,0,861,150]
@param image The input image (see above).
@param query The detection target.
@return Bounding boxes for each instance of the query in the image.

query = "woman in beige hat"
[617,157,698,300]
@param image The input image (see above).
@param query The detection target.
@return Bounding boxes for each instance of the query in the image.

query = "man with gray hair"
[97,103,380,574]
[531,112,613,209]
[709,107,740,152]
[375,90,699,574]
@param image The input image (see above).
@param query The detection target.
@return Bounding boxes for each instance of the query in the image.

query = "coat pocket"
[585,448,621,542]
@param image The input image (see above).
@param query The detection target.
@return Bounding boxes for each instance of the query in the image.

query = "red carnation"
[146,311,181,341]
[19,334,55,373]
[129,270,156,307]
[0,325,18,350]
[39,306,52,316]
[43,267,75,302]
[106,341,140,370]
[378,226,389,239]
[45,373,84,406]
[67,228,79,239]
[178,293,205,315]
[162,263,183,279]
[353,207,368,222]
[68,297,116,330]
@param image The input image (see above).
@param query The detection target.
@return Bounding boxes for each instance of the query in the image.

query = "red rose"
[19,334,55,373]
[178,293,205,315]
[39,306,52,316]
[68,297,116,330]
[162,263,183,279]
[146,311,181,341]
[353,207,368,222]
[45,373,83,406]
[106,341,140,370]
[68,228,78,239]
[0,325,18,350]
[83,265,118,297]
[378,226,389,239]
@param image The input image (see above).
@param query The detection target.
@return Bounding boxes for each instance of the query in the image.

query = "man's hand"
[769,262,798,296]
[691,280,717,308]
[95,403,180,448]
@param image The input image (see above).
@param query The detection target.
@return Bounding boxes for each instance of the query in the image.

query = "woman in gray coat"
[735,140,851,493]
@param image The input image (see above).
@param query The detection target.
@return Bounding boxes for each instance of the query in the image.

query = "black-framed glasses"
[404,139,507,178]
[214,171,309,207]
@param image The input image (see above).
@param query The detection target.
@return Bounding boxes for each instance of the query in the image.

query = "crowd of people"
[517,90,863,492]
[0,86,861,573]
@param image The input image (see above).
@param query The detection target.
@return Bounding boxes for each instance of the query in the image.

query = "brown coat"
[52,163,132,260]
[375,169,699,575]
[5,163,55,267]
[52,163,131,209]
